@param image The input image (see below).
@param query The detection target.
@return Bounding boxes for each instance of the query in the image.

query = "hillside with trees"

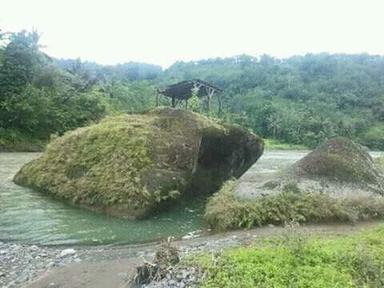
[1,30,383,150]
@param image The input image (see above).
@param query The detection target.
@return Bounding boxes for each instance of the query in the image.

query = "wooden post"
[218,93,222,115]
[207,94,211,112]
[206,87,215,113]
[172,96,175,107]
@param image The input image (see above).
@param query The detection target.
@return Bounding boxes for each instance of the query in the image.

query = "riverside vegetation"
[184,224,384,287]
[1,30,384,151]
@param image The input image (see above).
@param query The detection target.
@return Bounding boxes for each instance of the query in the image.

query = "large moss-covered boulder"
[14,108,263,218]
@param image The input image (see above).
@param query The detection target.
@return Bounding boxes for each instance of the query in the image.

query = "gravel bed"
[0,241,81,288]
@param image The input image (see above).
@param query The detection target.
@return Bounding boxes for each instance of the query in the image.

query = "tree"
[0,30,43,97]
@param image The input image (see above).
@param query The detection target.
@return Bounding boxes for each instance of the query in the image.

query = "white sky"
[1,0,384,67]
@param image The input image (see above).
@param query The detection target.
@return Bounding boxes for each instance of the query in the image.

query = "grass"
[187,224,384,287]
[264,138,308,150]
[204,180,384,231]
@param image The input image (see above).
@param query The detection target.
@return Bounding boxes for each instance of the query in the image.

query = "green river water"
[0,151,382,246]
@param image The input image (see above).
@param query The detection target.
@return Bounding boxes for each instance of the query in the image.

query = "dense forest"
[1,30,383,150]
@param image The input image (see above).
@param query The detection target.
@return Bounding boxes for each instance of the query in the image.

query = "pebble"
[59,248,76,258]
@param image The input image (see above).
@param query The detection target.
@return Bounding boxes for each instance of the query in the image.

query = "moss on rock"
[291,137,382,186]
[205,137,384,230]
[265,137,384,197]
[14,108,263,218]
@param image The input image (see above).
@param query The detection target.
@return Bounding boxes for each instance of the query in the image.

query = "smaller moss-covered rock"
[283,137,384,196]
[205,137,384,230]
[291,137,382,186]
[14,108,263,218]
[248,137,384,198]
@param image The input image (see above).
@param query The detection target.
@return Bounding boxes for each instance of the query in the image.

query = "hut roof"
[158,79,222,100]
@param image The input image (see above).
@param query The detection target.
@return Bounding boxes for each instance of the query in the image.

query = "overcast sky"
[1,0,383,67]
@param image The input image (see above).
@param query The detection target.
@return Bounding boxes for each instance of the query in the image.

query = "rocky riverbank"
[0,241,80,288]
[2,221,380,288]
[0,231,241,288]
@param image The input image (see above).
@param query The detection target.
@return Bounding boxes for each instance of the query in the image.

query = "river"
[0,150,382,246]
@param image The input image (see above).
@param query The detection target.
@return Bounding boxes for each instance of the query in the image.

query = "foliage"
[0,30,162,151]
[0,127,45,151]
[2,29,384,151]
[163,54,384,149]
[0,30,43,97]
[358,124,384,151]
[204,180,384,231]
[190,225,384,287]
[104,80,156,113]
[0,31,108,149]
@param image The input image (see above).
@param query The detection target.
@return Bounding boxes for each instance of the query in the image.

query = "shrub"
[204,180,384,231]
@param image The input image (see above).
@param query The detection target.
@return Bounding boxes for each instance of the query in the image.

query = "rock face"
[14,108,263,218]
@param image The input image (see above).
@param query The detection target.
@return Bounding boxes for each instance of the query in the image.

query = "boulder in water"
[14,108,263,218]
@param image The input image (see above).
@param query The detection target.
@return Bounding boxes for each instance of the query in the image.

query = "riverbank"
[2,151,384,287]
[0,138,45,153]
[0,221,379,288]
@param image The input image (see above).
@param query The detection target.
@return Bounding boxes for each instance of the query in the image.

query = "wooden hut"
[157,79,223,113]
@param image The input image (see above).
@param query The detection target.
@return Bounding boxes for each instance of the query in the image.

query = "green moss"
[14,108,264,218]
[204,180,384,231]
[189,225,384,287]
[14,114,154,217]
